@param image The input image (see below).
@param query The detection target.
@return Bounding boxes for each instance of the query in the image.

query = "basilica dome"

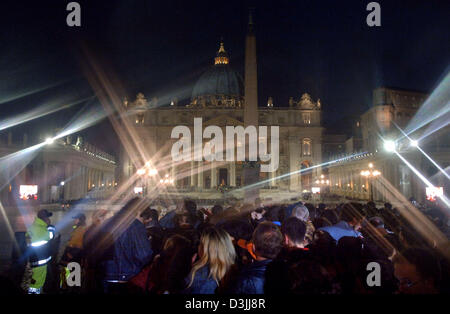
[190,42,244,108]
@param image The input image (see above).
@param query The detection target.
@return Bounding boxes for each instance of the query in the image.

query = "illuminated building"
[0,133,116,204]
[119,14,325,200]
[327,87,449,203]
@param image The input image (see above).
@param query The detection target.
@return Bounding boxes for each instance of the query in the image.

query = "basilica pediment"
[203,115,244,127]
[289,92,322,110]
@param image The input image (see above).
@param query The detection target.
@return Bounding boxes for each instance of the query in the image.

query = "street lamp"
[137,162,158,177]
[384,140,396,152]
[360,163,381,201]
[313,174,330,197]
[136,162,160,196]
[148,168,158,176]
[137,168,146,176]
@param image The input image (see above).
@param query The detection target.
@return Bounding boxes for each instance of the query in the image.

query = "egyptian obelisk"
[243,10,260,204]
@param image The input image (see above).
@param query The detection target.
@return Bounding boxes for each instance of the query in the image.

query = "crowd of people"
[2,197,450,295]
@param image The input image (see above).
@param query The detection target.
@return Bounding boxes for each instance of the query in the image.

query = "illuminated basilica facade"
[119,22,325,200]
[119,17,449,204]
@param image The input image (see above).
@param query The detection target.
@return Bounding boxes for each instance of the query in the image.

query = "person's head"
[250,207,266,223]
[162,233,192,252]
[91,209,108,225]
[367,201,376,209]
[281,217,307,249]
[37,209,52,225]
[251,221,283,260]
[184,199,197,216]
[264,206,284,224]
[312,217,331,229]
[211,205,223,216]
[310,230,337,262]
[369,216,385,229]
[291,204,309,222]
[188,227,236,287]
[197,208,211,222]
[322,210,339,225]
[340,203,366,229]
[72,213,86,227]
[108,197,148,236]
[175,213,193,229]
[393,248,441,294]
[140,208,159,225]
[384,203,392,210]
[153,234,195,293]
[304,203,317,219]
[220,219,254,242]
[336,236,363,268]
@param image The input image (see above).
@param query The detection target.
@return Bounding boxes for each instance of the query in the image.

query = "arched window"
[302,138,311,156]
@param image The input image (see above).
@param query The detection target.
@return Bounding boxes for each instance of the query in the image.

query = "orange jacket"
[67,225,86,249]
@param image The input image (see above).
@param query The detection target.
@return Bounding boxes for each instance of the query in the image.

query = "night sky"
[1,0,449,156]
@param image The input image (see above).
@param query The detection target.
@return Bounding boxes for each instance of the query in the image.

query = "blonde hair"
[188,227,236,287]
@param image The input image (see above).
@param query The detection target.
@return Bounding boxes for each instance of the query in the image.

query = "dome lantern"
[214,41,229,65]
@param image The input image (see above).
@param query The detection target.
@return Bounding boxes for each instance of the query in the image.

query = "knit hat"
[291,204,310,222]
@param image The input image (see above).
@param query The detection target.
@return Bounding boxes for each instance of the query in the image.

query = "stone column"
[64,163,72,201]
[230,162,236,187]
[82,166,87,195]
[74,164,81,199]
[314,141,323,177]
[197,162,204,189]
[190,160,196,187]
[72,164,78,200]
[171,164,176,187]
[270,168,276,187]
[211,162,217,188]
[93,169,97,188]
[92,168,96,189]
[88,168,92,189]
[288,136,299,191]
[80,166,85,198]
[350,169,354,198]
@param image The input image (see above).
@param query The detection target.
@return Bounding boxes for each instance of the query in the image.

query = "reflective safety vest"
[27,218,52,268]
[48,225,56,240]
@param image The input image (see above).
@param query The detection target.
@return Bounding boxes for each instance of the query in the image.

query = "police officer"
[59,213,86,291]
[43,222,61,294]
[26,209,53,294]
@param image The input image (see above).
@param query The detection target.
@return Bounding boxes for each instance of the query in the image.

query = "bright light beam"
[232,152,368,193]
[416,145,450,180]
[375,175,450,260]
[0,79,68,105]
[404,71,450,136]
[0,96,94,132]
[0,201,17,254]
[394,151,449,208]
[0,142,46,191]
[394,123,450,180]
[418,111,450,142]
